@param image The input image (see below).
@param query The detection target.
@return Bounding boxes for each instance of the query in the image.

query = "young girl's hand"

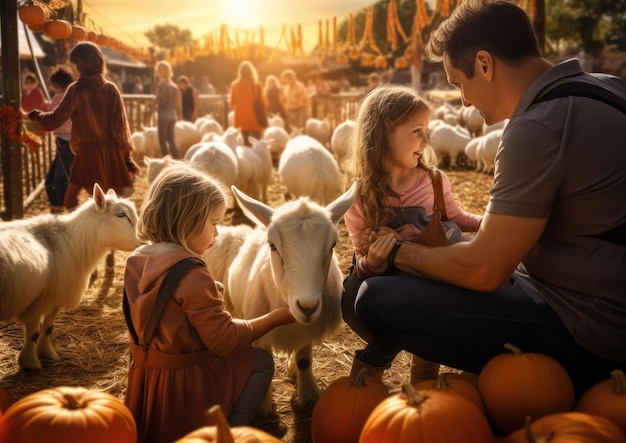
[271,307,295,326]
[365,233,397,273]
[360,226,402,255]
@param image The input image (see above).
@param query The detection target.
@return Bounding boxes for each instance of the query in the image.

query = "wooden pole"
[1,0,24,220]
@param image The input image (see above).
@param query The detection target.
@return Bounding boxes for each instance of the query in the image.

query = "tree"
[144,23,194,50]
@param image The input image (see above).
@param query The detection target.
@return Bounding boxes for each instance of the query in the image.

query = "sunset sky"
[82,0,378,50]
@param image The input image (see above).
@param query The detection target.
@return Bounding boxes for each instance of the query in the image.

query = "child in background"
[154,60,181,158]
[124,163,294,443]
[342,85,483,382]
[38,66,75,213]
[21,72,47,112]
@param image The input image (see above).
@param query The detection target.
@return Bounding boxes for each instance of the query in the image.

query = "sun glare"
[224,0,260,29]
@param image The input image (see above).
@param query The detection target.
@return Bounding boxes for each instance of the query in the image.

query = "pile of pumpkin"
[0,342,624,442]
[311,342,626,443]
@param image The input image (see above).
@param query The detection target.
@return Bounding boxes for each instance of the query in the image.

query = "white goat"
[330,119,355,168]
[201,223,254,309]
[234,138,273,203]
[174,120,202,158]
[262,126,290,162]
[279,135,342,205]
[475,129,503,174]
[0,184,139,370]
[304,118,331,147]
[227,183,358,415]
[429,123,472,168]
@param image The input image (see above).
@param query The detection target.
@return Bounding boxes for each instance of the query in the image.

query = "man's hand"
[365,232,397,273]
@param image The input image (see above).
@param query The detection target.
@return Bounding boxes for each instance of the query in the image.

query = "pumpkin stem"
[401,382,427,406]
[610,369,626,395]
[523,416,553,443]
[206,405,235,443]
[434,373,449,390]
[62,393,84,410]
[504,342,523,355]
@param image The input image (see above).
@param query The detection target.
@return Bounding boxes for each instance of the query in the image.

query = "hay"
[0,165,493,442]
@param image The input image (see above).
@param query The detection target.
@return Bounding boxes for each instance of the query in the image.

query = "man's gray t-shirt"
[487,59,626,361]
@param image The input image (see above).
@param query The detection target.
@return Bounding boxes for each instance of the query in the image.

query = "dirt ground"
[0,162,493,442]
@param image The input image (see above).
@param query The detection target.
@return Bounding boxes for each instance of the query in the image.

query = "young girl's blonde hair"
[348,85,438,228]
[155,60,174,81]
[137,163,227,254]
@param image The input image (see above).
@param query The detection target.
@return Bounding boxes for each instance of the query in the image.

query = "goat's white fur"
[0,185,139,370]
[227,183,357,415]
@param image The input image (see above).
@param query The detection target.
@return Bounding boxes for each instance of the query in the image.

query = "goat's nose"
[296,300,319,317]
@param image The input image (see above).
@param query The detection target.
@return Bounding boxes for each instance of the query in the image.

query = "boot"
[349,352,387,382]
[410,354,440,384]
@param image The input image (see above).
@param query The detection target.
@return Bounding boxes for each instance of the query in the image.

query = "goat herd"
[0,105,495,441]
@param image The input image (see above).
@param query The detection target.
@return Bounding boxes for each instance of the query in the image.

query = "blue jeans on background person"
[45,137,74,207]
[351,274,626,395]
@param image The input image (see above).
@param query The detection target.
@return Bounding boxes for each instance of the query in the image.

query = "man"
[353,0,626,394]
[280,69,309,130]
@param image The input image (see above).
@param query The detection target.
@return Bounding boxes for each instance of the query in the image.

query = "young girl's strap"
[123,257,206,347]
[430,169,448,220]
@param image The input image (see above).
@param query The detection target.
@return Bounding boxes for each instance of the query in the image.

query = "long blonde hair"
[347,85,438,228]
[137,163,227,255]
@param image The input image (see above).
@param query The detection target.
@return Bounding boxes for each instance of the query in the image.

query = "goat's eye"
[268,242,276,251]
[115,211,126,218]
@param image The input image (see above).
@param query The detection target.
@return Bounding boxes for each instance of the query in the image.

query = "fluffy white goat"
[0,184,139,370]
[475,128,503,174]
[195,116,224,137]
[329,119,355,168]
[227,183,358,415]
[428,123,472,168]
[234,138,273,203]
[304,118,331,146]
[278,135,342,205]
[174,120,202,158]
[262,126,290,162]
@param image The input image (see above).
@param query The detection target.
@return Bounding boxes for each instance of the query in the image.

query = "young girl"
[124,163,294,443]
[38,66,75,213]
[154,60,181,158]
[342,85,482,382]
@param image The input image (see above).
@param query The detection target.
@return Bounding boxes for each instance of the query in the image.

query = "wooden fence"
[0,92,364,218]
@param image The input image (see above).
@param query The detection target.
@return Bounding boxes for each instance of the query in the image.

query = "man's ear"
[475,50,494,81]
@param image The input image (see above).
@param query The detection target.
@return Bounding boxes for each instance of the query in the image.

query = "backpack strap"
[532,80,626,113]
[123,257,206,347]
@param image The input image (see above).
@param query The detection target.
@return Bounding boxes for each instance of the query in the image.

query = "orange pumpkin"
[576,369,626,434]
[87,30,98,42]
[505,413,626,443]
[0,386,15,414]
[348,46,360,60]
[28,22,46,33]
[95,34,109,46]
[71,25,88,41]
[0,386,137,443]
[18,3,46,26]
[374,55,388,69]
[336,53,349,64]
[174,404,281,442]
[311,368,389,443]
[478,342,574,434]
[359,382,493,443]
[44,19,72,39]
[413,372,485,414]
[394,57,409,69]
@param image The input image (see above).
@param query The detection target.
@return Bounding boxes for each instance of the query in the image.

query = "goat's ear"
[231,185,273,227]
[93,183,106,209]
[326,181,358,224]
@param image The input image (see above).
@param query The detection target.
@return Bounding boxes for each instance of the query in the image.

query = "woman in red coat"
[229,60,268,146]
[28,42,139,210]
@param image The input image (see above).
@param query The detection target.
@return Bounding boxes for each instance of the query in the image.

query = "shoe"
[410,354,440,384]
[349,351,387,382]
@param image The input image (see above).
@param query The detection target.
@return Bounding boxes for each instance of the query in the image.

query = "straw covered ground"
[0,162,493,442]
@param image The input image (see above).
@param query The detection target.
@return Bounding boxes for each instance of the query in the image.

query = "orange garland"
[0,106,40,154]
